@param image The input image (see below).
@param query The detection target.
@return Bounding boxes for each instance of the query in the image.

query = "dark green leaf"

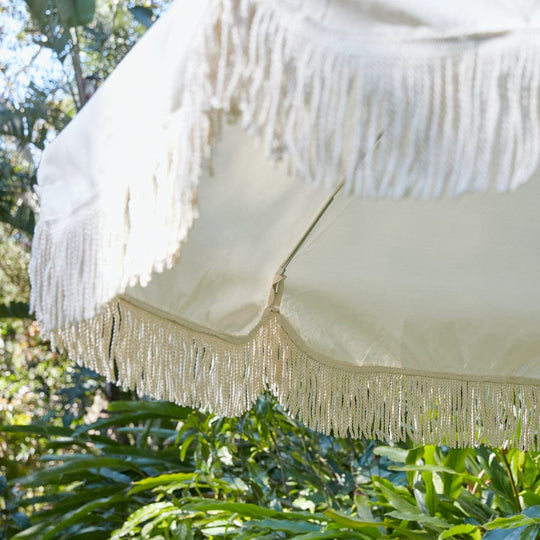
[129,6,154,28]
[324,509,381,529]
[108,400,191,419]
[11,512,31,530]
[15,457,141,487]
[39,493,126,540]
[54,0,95,27]
[242,518,321,534]
[182,498,325,522]
[0,302,31,319]
[0,475,7,495]
[130,473,196,494]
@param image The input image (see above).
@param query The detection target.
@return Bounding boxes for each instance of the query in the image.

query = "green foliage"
[0,225,30,306]
[22,0,169,109]
[56,0,96,28]
[2,394,540,539]
[0,318,102,475]
[0,317,104,539]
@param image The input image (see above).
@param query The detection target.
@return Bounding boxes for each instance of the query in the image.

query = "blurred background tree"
[2,2,540,539]
[0,0,170,312]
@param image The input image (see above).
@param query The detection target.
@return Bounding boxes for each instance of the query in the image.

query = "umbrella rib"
[278,181,344,277]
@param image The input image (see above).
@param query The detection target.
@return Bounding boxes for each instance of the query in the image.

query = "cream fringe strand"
[49,298,540,450]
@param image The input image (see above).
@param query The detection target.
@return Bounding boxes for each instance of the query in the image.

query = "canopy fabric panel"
[31,0,540,448]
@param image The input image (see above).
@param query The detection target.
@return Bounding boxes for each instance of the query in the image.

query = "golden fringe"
[50,298,540,450]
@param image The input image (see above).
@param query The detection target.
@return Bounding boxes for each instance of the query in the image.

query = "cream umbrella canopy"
[31,0,540,448]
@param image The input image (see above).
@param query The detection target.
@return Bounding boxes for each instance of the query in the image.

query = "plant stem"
[268,428,288,495]
[70,27,86,110]
[500,450,522,513]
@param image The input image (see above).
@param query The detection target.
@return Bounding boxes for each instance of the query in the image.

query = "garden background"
[1,2,540,538]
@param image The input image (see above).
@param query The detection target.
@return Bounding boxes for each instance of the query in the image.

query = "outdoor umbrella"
[30,0,540,449]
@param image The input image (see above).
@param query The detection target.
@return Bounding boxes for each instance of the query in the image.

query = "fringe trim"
[29,188,197,330]
[30,54,205,329]
[204,0,540,197]
[31,0,540,330]
[51,298,540,450]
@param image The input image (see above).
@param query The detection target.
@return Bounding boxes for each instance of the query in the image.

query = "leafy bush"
[3,392,540,539]
[0,319,101,473]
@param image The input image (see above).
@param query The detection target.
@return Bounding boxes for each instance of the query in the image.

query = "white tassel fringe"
[31,0,540,329]
[207,0,540,198]
[51,298,540,450]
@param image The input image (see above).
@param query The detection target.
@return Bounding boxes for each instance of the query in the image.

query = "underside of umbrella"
[30,0,540,448]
